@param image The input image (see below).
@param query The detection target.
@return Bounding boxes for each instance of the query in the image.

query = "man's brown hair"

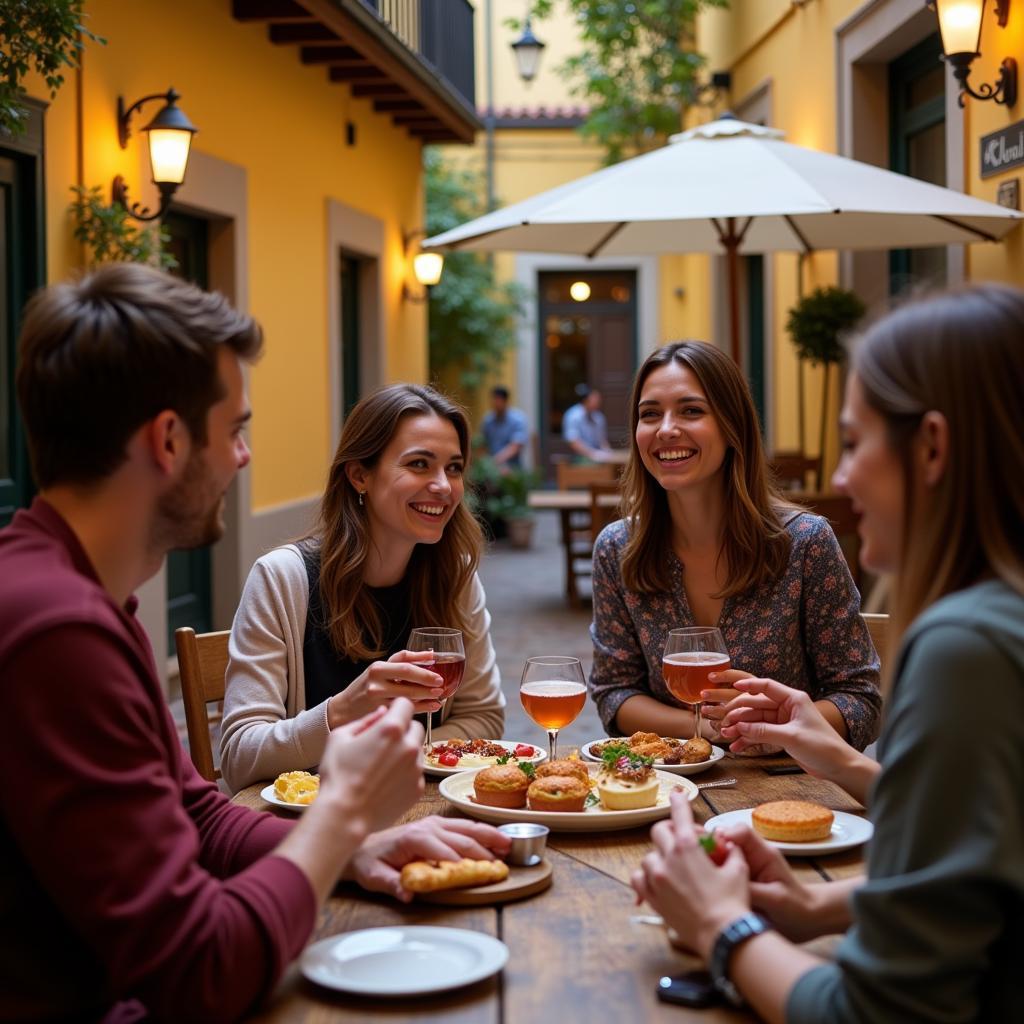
[16,263,262,488]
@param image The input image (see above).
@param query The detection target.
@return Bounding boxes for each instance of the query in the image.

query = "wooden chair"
[792,492,862,590]
[589,481,621,537]
[175,627,230,783]
[555,461,617,490]
[861,612,889,669]
[770,451,822,492]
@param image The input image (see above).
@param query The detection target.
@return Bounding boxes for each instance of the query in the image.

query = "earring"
[358,491,365,506]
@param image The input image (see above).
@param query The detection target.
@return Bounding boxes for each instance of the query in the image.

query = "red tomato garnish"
[513,744,534,758]
[438,751,460,767]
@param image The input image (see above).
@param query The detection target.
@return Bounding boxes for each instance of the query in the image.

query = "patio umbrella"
[425,116,1023,362]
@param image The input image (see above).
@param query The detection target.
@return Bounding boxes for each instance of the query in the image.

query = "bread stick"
[400,858,510,893]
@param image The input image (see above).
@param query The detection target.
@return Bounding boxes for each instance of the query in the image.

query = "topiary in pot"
[785,286,866,488]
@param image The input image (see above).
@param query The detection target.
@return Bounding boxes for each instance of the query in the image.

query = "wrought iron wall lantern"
[511,17,546,83]
[111,88,198,222]
[931,0,1017,107]
[402,230,444,303]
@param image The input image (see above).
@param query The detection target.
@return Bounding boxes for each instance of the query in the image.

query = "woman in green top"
[633,284,1024,1023]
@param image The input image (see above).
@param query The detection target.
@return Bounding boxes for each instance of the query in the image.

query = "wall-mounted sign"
[981,120,1024,178]
[997,178,1020,209]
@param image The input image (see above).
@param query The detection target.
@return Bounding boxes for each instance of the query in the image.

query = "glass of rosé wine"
[519,656,587,762]
[662,627,731,741]
[407,627,465,753]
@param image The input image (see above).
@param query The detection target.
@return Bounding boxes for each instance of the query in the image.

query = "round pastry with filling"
[527,774,590,812]
[596,754,659,810]
[534,758,591,787]
[473,764,531,809]
[751,800,834,842]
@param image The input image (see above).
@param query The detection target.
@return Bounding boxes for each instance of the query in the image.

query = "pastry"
[273,770,319,805]
[527,774,590,812]
[680,736,713,764]
[596,751,659,810]
[534,758,591,787]
[751,800,834,842]
[400,858,510,893]
[473,764,531,808]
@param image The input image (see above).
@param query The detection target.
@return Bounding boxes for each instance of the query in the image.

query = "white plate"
[259,784,312,812]
[703,808,874,857]
[581,738,727,776]
[301,926,508,996]
[423,739,547,778]
[439,765,697,832]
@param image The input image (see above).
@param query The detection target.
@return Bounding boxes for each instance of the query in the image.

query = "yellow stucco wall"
[27,0,429,512]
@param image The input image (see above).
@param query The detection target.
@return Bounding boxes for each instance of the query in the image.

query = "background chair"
[770,451,822,492]
[792,492,862,591]
[555,461,617,490]
[175,627,230,783]
[861,612,889,669]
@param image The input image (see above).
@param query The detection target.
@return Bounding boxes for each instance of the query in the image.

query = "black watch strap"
[709,912,771,1007]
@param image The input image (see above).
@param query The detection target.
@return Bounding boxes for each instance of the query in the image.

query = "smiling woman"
[219,384,506,793]
[588,342,881,755]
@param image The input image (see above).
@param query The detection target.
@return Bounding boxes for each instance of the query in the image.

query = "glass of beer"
[407,627,465,753]
[519,656,587,762]
[662,627,730,741]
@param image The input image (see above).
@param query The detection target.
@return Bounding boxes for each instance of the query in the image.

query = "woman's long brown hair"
[620,341,796,597]
[306,383,483,661]
[852,284,1024,647]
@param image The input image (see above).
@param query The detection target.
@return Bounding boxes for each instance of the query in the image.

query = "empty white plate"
[300,926,509,996]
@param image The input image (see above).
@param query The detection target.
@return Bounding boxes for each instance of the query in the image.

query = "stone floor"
[170,509,606,757]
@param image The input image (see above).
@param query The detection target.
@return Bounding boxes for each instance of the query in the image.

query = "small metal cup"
[498,822,549,866]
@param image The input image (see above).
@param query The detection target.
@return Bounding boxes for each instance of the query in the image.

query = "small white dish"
[581,738,726,776]
[423,739,547,778]
[702,808,874,856]
[300,926,508,996]
[259,784,311,812]
[439,764,697,832]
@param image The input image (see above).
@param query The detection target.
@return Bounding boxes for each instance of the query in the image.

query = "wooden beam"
[373,99,424,112]
[328,66,386,82]
[268,22,339,43]
[300,46,363,64]
[351,83,406,97]
[393,113,441,124]
[233,0,310,20]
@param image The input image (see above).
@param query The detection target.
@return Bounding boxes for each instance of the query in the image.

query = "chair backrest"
[770,451,821,491]
[589,481,622,536]
[556,461,616,490]
[860,612,889,670]
[175,627,230,783]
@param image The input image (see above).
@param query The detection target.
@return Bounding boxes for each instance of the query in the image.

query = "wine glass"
[662,627,731,741]
[407,627,465,753]
[519,656,587,762]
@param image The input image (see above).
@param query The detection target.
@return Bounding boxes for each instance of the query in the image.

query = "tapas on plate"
[423,738,546,777]
[581,733,726,776]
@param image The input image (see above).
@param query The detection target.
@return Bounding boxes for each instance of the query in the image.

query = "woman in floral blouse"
[589,341,881,750]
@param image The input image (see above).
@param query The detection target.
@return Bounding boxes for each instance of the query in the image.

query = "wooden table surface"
[528,489,620,511]
[234,756,866,1023]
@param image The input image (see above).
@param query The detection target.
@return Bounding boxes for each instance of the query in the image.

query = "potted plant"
[785,286,866,488]
[469,457,539,548]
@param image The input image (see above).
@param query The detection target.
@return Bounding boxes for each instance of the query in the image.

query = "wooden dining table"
[233,755,867,1023]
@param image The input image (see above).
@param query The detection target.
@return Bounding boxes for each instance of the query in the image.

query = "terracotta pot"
[505,516,535,549]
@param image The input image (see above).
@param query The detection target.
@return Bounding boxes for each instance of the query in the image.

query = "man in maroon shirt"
[0,264,508,1023]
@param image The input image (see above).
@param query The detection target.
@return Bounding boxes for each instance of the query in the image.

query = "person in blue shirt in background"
[481,386,528,470]
[562,383,612,463]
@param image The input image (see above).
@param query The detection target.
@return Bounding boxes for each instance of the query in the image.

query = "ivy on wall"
[69,186,176,269]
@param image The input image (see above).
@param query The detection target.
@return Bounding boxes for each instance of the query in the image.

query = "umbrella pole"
[797,253,806,469]
[725,231,741,365]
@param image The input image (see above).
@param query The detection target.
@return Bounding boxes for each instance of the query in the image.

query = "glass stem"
[547,729,559,762]
[693,702,703,742]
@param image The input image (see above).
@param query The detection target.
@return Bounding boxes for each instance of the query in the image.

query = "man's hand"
[346,817,512,901]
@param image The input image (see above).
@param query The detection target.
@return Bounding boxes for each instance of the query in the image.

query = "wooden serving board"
[415,859,553,906]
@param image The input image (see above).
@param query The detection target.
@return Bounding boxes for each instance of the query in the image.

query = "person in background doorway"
[481,385,528,470]
[562,383,612,462]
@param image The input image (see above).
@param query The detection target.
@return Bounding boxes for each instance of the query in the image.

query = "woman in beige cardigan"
[220,384,504,792]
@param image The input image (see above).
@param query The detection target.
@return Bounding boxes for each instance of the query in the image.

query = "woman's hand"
[345,817,512,902]
[719,678,851,778]
[631,790,751,961]
[327,650,444,728]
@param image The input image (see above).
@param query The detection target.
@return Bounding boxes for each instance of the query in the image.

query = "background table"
[234,755,865,1022]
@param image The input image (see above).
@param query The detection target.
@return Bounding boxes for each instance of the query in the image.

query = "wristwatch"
[709,912,772,1007]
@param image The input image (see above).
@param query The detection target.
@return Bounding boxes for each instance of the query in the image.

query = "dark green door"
[0,129,44,527]
[164,211,213,645]
[340,255,361,418]
[889,34,947,295]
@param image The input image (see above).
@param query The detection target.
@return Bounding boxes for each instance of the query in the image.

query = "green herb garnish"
[496,753,511,765]
[518,761,536,779]
[600,743,654,770]
[584,790,600,808]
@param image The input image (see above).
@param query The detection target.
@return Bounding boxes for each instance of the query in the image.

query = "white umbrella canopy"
[425,117,1023,358]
